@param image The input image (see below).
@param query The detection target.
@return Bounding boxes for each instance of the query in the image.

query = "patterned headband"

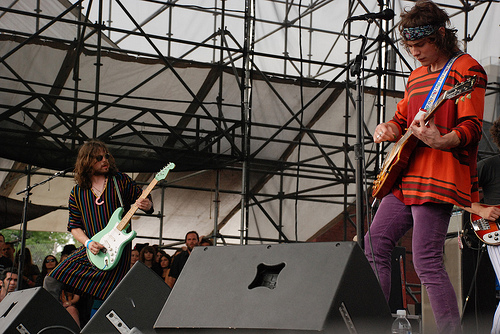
[402,24,438,41]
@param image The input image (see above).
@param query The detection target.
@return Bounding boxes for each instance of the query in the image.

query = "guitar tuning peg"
[461,96,466,102]
[455,99,459,105]
[467,93,472,99]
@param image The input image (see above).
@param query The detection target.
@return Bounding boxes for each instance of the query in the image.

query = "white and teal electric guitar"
[87,163,175,271]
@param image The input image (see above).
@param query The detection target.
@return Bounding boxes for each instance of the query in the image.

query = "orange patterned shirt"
[389,54,487,207]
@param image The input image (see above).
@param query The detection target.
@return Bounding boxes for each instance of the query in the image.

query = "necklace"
[92,177,107,206]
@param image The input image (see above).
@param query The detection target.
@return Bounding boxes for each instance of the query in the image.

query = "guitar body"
[371,76,477,200]
[87,207,137,271]
[468,205,500,246]
[372,136,418,199]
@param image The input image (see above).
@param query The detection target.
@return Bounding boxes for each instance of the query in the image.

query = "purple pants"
[364,193,461,334]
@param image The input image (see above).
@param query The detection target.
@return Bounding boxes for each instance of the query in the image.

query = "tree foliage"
[1,229,79,267]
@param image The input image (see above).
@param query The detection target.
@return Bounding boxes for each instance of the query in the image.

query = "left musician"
[43,140,154,323]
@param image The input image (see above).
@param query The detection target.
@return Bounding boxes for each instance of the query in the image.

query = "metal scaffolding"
[0,0,498,246]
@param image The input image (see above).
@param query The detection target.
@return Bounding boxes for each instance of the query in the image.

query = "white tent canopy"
[1,0,499,250]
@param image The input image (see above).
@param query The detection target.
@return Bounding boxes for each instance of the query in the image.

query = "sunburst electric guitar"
[372,76,477,199]
[468,204,500,246]
[87,163,175,271]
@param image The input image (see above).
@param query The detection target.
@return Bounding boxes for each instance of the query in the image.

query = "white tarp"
[1,0,499,248]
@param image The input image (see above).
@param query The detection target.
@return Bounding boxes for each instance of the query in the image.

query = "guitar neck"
[424,91,447,122]
[115,178,159,231]
[380,92,448,170]
[403,91,448,140]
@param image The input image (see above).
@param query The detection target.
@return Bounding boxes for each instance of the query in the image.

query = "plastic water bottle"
[391,309,412,334]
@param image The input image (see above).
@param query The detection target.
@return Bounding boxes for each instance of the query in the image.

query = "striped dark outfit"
[49,172,144,300]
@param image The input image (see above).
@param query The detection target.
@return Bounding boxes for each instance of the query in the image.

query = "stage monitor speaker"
[81,261,171,334]
[154,242,392,333]
[0,287,80,334]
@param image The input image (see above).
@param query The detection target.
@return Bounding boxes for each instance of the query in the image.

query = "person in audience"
[172,249,182,257]
[61,288,81,327]
[0,234,13,270]
[155,247,165,264]
[139,245,162,276]
[199,236,213,246]
[159,253,171,283]
[3,242,15,263]
[35,255,58,287]
[15,247,40,288]
[0,267,18,303]
[37,253,81,326]
[60,244,77,262]
[167,231,199,288]
[130,248,140,268]
[156,249,168,263]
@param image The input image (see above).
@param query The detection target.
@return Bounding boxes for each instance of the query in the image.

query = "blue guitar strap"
[421,52,464,111]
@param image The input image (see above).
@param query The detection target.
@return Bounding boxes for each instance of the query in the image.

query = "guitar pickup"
[472,218,490,231]
[479,220,491,230]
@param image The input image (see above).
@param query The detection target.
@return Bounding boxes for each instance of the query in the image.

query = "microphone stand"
[350,22,371,250]
[15,166,71,290]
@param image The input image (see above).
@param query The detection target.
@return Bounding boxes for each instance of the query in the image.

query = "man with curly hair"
[463,118,500,333]
[366,1,487,333]
[43,140,154,326]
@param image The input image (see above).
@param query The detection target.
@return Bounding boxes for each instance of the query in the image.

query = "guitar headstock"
[444,75,477,101]
[155,162,175,181]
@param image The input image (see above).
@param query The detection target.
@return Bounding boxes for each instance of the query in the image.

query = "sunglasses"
[95,153,110,162]
[45,258,56,263]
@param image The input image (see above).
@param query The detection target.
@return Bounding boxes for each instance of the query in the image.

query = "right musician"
[364,1,487,333]
[462,118,500,334]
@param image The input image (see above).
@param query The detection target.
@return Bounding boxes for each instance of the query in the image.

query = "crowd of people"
[130,231,215,288]
[0,229,211,328]
[0,234,42,304]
